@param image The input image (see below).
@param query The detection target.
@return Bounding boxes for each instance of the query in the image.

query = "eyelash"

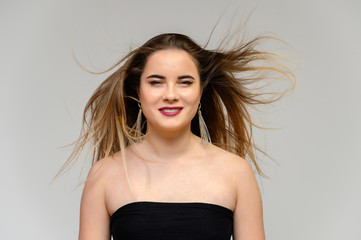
[149,80,162,85]
[148,80,193,85]
[180,81,193,85]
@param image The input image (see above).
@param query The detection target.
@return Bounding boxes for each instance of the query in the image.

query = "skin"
[78,49,265,240]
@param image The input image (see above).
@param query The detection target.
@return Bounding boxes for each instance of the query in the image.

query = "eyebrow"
[178,75,195,80]
[146,74,165,79]
[146,74,195,80]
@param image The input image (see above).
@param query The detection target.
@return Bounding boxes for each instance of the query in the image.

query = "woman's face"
[139,49,202,134]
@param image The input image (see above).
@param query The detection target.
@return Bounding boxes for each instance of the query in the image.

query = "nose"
[163,84,179,102]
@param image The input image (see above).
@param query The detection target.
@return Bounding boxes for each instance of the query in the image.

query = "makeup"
[159,107,183,116]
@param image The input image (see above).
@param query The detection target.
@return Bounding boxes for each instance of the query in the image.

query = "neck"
[141,126,198,161]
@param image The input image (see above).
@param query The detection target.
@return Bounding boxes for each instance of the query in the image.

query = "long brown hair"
[55,32,295,180]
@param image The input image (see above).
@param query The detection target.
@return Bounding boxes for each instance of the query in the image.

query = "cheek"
[138,86,160,120]
[139,83,154,103]
[183,86,202,104]
[140,92,160,104]
[185,93,201,104]
[182,92,202,117]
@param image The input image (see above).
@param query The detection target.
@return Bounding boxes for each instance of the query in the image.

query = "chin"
[151,123,191,133]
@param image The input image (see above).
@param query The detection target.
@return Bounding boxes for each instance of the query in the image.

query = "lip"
[159,107,183,116]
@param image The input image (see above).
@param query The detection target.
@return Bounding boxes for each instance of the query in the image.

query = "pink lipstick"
[159,107,183,116]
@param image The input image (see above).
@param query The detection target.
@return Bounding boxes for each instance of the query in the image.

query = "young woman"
[61,33,293,240]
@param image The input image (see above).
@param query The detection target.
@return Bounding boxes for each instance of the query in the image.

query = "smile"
[159,107,183,116]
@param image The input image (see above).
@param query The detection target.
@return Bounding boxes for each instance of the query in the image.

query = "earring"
[133,102,143,139]
[198,103,211,144]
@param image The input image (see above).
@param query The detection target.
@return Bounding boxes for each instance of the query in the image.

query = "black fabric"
[110,201,233,240]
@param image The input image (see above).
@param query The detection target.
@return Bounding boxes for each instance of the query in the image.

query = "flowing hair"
[54,32,295,182]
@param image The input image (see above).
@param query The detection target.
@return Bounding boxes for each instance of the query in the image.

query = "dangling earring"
[198,103,211,144]
[133,102,143,139]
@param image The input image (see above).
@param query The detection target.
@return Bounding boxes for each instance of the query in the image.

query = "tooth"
[163,109,179,112]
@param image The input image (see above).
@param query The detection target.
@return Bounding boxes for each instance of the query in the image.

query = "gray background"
[1,0,360,239]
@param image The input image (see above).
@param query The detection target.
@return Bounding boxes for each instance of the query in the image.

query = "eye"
[149,80,162,85]
[180,80,193,85]
[178,75,195,86]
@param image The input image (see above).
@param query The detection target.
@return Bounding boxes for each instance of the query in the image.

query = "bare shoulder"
[79,154,123,240]
[87,153,123,180]
[207,144,255,180]
[206,145,264,238]
[82,153,125,207]
[81,151,128,213]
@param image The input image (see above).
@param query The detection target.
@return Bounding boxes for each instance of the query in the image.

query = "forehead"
[142,49,199,75]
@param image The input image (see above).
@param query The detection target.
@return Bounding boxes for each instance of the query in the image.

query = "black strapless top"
[110,201,233,240]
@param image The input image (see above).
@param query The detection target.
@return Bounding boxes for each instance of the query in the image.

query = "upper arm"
[79,161,111,240]
[232,159,265,240]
